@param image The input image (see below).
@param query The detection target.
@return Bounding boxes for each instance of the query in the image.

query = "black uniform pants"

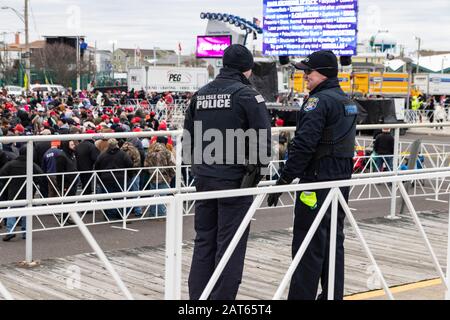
[188,176,253,300]
[288,187,348,300]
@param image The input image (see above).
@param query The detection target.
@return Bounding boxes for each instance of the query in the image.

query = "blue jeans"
[97,184,124,219]
[129,176,142,217]
[7,216,26,235]
[149,183,169,217]
[375,156,393,172]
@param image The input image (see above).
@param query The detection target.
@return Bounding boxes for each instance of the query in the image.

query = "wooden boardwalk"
[0,210,448,300]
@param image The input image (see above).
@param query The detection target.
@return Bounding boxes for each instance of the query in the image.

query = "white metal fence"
[1,123,450,241]
[404,107,450,124]
[0,167,450,300]
[2,127,450,235]
[1,122,450,300]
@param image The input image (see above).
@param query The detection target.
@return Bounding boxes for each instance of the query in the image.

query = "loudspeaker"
[340,56,352,66]
[249,62,278,102]
[279,56,290,65]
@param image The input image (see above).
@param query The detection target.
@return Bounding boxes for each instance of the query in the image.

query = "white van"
[30,84,66,95]
[3,85,25,96]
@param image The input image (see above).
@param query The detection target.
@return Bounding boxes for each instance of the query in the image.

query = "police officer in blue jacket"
[267,50,357,300]
[183,44,272,300]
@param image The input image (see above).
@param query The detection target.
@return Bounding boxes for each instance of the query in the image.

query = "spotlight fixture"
[200,12,264,35]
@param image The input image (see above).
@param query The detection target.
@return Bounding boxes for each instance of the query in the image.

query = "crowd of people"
[411,94,450,128]
[0,88,191,241]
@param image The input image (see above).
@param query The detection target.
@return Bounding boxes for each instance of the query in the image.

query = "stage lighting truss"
[199,12,263,34]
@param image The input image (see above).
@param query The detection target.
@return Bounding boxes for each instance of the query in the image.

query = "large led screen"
[196,35,232,58]
[263,0,358,56]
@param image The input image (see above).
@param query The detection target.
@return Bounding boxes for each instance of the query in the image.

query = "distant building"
[95,50,112,73]
[112,48,177,72]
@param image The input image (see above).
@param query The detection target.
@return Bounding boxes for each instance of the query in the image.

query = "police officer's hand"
[267,192,282,207]
[267,177,291,207]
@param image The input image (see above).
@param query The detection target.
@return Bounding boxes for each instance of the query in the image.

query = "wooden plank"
[1,210,448,299]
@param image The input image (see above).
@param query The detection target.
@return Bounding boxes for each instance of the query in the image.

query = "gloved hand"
[267,176,291,207]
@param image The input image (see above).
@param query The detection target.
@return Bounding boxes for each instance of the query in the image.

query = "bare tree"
[182,54,208,68]
[33,43,89,87]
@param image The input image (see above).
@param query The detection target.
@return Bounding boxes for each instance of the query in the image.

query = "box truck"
[128,66,209,92]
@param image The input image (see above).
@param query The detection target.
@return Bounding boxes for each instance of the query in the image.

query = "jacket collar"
[216,67,251,85]
[310,77,340,95]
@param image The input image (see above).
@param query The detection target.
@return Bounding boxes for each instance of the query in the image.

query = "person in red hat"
[275,118,285,127]
[14,124,25,135]
[158,121,167,131]
[150,121,173,147]
[101,114,111,127]
[147,111,159,131]
[131,117,142,125]
[164,92,174,105]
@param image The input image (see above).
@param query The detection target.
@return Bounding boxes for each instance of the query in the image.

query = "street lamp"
[414,36,421,74]
[1,6,24,22]
[2,1,29,90]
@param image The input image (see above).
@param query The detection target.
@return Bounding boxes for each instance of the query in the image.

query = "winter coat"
[76,140,99,171]
[34,141,51,169]
[121,142,141,168]
[94,146,133,188]
[56,141,78,195]
[0,150,9,171]
[0,155,43,200]
[144,143,175,184]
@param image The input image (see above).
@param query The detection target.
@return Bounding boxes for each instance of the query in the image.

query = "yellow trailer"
[293,71,409,96]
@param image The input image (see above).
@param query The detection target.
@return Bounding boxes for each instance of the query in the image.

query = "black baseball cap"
[223,44,254,72]
[294,50,338,78]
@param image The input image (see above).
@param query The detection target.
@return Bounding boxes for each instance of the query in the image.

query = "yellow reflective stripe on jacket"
[300,192,318,209]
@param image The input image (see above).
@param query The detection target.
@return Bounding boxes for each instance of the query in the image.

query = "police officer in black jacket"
[183,44,272,300]
[267,50,357,300]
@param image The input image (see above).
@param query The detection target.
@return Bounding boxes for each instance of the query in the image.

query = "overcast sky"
[1,0,449,54]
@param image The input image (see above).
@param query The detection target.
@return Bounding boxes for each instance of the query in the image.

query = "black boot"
[3,234,16,242]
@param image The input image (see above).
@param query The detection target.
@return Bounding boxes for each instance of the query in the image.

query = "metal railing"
[176,168,450,300]
[2,134,450,235]
[404,107,450,124]
[2,123,450,257]
[1,167,450,300]
[0,123,450,298]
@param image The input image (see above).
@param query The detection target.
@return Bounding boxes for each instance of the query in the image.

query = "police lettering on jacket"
[196,94,231,110]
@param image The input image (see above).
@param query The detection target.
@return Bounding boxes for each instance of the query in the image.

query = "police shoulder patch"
[304,97,319,112]
[255,95,265,104]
